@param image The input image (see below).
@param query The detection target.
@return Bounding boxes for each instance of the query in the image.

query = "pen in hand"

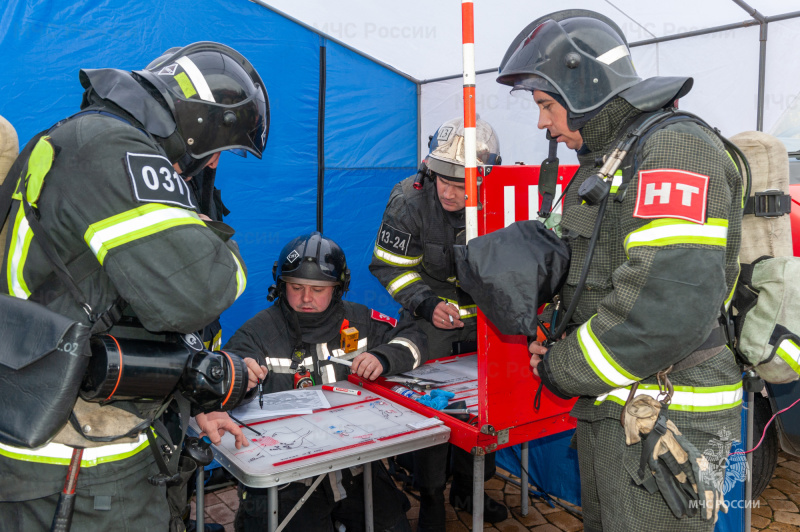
[258,378,264,409]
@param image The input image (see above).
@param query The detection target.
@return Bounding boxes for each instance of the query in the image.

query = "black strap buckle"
[745,190,792,218]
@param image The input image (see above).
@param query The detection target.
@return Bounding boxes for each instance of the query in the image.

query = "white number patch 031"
[125,152,197,210]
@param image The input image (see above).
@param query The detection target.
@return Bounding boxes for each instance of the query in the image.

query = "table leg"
[521,441,529,516]
[196,466,204,531]
[268,486,278,532]
[364,462,374,532]
[473,453,485,531]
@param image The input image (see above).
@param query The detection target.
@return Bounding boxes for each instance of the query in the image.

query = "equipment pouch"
[0,293,91,448]
[734,256,800,383]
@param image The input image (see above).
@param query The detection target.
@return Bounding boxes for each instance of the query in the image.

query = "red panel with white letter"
[634,169,709,224]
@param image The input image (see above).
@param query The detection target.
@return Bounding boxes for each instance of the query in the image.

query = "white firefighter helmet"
[427,117,501,180]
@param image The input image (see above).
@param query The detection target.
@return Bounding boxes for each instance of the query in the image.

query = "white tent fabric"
[261,0,800,164]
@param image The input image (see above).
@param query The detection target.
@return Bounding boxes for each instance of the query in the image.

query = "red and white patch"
[370,309,397,327]
[634,169,709,224]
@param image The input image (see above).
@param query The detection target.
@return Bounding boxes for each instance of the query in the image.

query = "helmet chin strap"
[537,133,560,218]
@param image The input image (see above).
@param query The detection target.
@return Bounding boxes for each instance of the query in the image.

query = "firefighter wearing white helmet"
[369,117,507,529]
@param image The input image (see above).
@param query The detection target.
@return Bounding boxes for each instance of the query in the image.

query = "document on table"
[402,354,479,384]
[230,390,331,422]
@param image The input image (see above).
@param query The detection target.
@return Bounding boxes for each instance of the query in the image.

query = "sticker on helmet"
[370,309,398,328]
[377,223,411,255]
[437,126,454,141]
[286,250,301,263]
[634,169,709,224]
[125,152,197,210]
[157,64,178,76]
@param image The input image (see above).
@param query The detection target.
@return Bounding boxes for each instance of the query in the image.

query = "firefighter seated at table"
[196,232,425,532]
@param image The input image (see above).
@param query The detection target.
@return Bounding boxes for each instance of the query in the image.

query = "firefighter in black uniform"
[498,10,743,531]
[198,232,423,532]
[0,42,268,531]
[369,118,508,529]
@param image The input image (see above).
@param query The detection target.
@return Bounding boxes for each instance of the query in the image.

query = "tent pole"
[317,40,327,233]
[756,22,767,132]
[417,84,422,164]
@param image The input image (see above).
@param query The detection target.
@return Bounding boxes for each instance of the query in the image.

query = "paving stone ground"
[192,452,800,531]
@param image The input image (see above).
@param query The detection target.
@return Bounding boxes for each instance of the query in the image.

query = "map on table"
[221,395,434,471]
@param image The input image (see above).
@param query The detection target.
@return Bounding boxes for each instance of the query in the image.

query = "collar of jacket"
[279,297,346,344]
[579,97,641,155]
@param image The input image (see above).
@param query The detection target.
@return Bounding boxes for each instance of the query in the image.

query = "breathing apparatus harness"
[536,107,750,344]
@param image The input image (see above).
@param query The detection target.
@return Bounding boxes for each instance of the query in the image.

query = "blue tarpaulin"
[0,0,415,340]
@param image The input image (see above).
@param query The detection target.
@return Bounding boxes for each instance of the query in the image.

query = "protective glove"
[623,394,727,523]
[414,389,455,410]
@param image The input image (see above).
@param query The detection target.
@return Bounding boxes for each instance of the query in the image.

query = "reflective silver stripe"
[0,433,149,467]
[776,338,800,375]
[265,356,314,374]
[318,344,338,384]
[596,44,630,65]
[175,57,215,102]
[373,245,422,266]
[577,318,640,388]
[624,218,728,257]
[388,338,422,368]
[595,382,743,412]
[386,272,421,296]
[330,338,369,361]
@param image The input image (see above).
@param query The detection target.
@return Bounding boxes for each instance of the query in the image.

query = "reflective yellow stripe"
[373,245,422,267]
[724,267,740,310]
[624,218,728,258]
[459,305,477,319]
[578,317,640,388]
[434,298,476,319]
[610,170,623,195]
[7,207,33,298]
[595,382,743,412]
[386,272,421,296]
[0,433,150,467]
[84,204,204,265]
[776,338,800,375]
[231,252,246,300]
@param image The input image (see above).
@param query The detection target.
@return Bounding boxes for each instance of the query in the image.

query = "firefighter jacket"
[0,96,246,497]
[539,97,744,433]
[223,299,425,392]
[369,176,477,325]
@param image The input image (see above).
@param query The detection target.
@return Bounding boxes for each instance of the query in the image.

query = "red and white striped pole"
[461,0,478,243]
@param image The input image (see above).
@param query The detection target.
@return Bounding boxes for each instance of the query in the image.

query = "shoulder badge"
[125,152,197,210]
[376,222,411,255]
[634,168,709,224]
[370,309,398,327]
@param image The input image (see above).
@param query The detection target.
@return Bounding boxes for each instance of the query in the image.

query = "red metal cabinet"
[351,164,580,453]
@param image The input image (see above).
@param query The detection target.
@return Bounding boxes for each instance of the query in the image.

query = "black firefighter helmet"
[497,10,640,130]
[268,232,351,301]
[136,42,270,176]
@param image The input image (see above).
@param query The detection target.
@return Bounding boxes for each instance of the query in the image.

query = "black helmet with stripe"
[497,10,640,130]
[136,42,270,176]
